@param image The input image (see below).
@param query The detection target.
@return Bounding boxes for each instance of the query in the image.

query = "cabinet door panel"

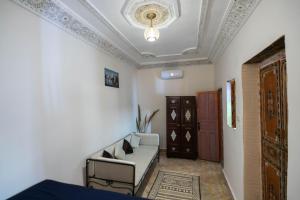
[181,126,194,146]
[167,126,181,146]
[167,107,181,124]
[181,97,196,125]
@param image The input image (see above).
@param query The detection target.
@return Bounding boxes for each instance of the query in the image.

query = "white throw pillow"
[125,134,132,143]
[130,134,141,148]
[104,145,115,156]
[114,140,126,160]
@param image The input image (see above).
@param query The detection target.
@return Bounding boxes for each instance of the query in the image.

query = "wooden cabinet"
[166,96,197,159]
[261,58,287,200]
[197,91,220,162]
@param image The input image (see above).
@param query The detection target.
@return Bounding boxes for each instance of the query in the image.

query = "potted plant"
[136,104,159,133]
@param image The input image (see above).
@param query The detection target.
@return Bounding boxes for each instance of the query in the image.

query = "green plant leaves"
[136,104,159,133]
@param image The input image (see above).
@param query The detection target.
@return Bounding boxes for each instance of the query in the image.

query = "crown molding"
[78,0,143,58]
[209,0,262,63]
[10,0,263,68]
[11,0,138,67]
[78,0,209,60]
[140,58,211,68]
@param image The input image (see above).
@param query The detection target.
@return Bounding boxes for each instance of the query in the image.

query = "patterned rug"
[148,171,201,200]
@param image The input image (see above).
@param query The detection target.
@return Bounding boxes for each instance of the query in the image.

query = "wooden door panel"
[198,131,217,161]
[198,131,210,160]
[199,121,217,132]
[262,140,282,169]
[261,64,282,145]
[197,92,219,161]
[197,94,209,121]
[261,57,287,200]
[208,93,218,121]
[263,160,281,200]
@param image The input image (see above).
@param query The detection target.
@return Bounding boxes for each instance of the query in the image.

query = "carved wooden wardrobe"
[166,96,197,159]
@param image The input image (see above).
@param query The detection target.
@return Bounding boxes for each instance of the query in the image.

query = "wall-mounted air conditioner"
[160,69,184,80]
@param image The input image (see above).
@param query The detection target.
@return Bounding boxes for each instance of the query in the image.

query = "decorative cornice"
[140,58,211,68]
[10,0,263,68]
[79,0,208,60]
[209,0,262,62]
[78,0,142,57]
[11,0,138,66]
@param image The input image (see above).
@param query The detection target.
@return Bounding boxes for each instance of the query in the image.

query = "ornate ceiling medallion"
[135,4,168,28]
[122,0,180,29]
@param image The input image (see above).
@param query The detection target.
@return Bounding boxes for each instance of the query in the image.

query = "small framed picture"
[104,68,119,88]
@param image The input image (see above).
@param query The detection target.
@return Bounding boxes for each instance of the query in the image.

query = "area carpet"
[148,171,201,200]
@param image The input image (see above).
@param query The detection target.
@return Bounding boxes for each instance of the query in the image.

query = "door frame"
[218,88,224,167]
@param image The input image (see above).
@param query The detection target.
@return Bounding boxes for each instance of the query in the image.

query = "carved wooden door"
[261,58,287,200]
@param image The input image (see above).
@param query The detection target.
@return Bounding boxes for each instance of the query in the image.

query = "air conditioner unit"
[161,69,184,80]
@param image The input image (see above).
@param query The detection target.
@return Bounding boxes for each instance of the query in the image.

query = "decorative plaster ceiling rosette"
[122,0,180,29]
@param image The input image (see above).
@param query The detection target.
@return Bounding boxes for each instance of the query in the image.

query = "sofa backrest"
[90,134,133,159]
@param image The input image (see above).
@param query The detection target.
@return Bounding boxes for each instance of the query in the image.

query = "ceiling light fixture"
[144,13,160,42]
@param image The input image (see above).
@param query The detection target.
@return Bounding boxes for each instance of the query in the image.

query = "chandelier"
[144,13,160,42]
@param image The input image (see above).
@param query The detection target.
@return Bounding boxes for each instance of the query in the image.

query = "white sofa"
[86,133,160,196]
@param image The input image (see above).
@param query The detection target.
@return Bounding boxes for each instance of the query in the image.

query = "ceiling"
[13,0,262,68]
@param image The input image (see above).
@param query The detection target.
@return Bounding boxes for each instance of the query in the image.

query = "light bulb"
[144,27,160,42]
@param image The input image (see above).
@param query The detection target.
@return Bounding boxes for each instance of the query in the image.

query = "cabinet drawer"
[168,145,180,153]
[167,97,180,105]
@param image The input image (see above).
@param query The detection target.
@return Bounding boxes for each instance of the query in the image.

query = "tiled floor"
[141,152,233,200]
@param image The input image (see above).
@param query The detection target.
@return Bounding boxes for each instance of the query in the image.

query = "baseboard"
[159,148,167,153]
[222,169,238,200]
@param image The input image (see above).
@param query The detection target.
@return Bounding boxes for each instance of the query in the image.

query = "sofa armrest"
[89,156,135,166]
[136,133,159,146]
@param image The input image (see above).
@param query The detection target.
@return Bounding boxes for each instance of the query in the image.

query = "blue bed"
[8,180,146,200]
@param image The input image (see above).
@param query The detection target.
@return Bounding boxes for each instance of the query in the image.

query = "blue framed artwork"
[104,68,119,88]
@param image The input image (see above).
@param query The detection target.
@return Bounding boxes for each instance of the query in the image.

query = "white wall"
[137,65,215,149]
[214,0,300,199]
[0,1,137,199]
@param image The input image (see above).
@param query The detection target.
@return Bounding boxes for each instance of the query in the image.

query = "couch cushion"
[115,140,126,160]
[130,135,141,148]
[123,139,133,154]
[125,145,158,186]
[125,135,132,143]
[102,150,114,158]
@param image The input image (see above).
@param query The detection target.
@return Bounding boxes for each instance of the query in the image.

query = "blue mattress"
[8,180,146,200]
